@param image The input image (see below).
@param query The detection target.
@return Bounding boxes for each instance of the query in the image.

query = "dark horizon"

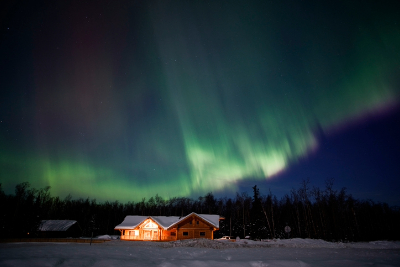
[2,181,400,242]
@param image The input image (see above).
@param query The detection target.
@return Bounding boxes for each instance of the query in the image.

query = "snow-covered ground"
[1,237,400,267]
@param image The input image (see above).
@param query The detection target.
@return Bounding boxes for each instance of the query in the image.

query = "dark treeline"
[1,179,399,241]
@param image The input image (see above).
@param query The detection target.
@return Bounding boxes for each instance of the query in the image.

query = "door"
[152,230,158,240]
[144,231,151,240]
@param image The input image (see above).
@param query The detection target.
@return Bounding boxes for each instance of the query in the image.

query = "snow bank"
[159,238,400,249]
[95,235,120,240]
[1,238,400,267]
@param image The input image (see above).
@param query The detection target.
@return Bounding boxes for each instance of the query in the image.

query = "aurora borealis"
[1,1,400,203]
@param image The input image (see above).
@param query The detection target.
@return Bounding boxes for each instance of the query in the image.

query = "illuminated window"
[200,232,205,236]
[134,230,139,236]
[183,232,189,236]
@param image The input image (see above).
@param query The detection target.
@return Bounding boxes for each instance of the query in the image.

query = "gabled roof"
[114,213,220,230]
[151,216,181,229]
[113,215,148,230]
[167,212,220,229]
[195,213,220,228]
[38,220,77,232]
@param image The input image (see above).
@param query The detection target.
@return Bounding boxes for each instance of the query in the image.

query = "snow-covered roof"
[114,213,220,230]
[114,216,148,230]
[114,215,176,230]
[166,213,220,229]
[38,220,77,232]
[196,214,220,228]
[151,216,181,229]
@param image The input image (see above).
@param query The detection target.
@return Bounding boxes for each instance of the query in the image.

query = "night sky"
[1,1,400,204]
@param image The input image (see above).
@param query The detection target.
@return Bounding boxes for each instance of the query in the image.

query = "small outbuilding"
[114,212,221,241]
[38,220,82,238]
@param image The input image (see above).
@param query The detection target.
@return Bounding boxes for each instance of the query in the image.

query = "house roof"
[38,220,77,232]
[166,212,220,229]
[113,215,148,230]
[114,212,220,230]
[195,213,220,228]
[151,216,181,229]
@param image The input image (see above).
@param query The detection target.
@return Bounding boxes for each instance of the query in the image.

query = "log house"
[114,212,221,241]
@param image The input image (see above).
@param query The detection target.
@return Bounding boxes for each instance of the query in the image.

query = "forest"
[1,179,399,241]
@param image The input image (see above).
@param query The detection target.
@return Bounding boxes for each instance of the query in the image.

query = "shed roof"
[38,220,77,232]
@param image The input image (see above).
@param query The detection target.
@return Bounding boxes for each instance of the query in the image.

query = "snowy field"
[1,237,400,267]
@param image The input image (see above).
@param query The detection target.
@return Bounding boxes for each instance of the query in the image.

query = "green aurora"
[1,1,399,201]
